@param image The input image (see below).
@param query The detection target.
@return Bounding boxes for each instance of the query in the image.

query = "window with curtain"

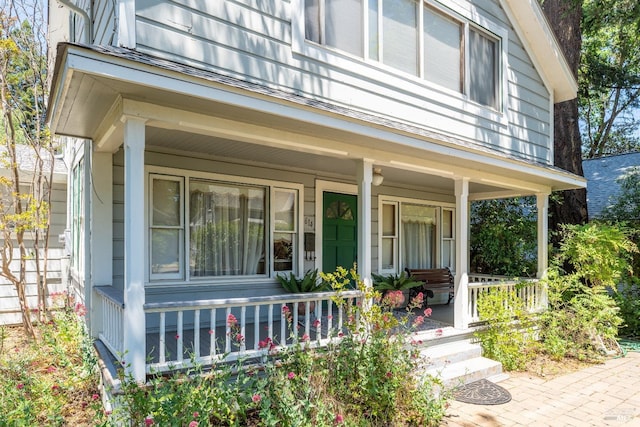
[303,0,501,109]
[150,172,300,281]
[380,200,455,273]
[189,180,266,277]
[401,204,436,269]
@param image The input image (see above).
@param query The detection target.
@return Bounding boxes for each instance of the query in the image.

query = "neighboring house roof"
[0,144,67,181]
[583,152,640,218]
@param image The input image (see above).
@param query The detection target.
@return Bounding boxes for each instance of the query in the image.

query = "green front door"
[322,192,358,274]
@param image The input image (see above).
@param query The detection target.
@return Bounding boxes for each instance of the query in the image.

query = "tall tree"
[580,0,640,158]
[541,0,589,230]
[0,0,54,338]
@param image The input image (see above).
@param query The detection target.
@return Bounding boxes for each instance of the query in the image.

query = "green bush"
[112,266,449,426]
[474,285,535,371]
[613,277,640,338]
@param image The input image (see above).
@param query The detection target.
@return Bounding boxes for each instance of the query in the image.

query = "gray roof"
[0,144,67,176]
[583,152,640,218]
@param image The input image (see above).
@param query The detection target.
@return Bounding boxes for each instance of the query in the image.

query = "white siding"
[134,0,552,164]
[93,0,117,45]
[0,182,69,325]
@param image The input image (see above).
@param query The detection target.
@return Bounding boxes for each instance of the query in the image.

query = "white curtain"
[402,220,435,269]
[190,185,265,276]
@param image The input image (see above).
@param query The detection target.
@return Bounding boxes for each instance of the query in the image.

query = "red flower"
[144,417,154,426]
[252,394,261,403]
[287,371,296,380]
[334,414,344,424]
[227,313,238,327]
[92,393,100,400]
[17,383,24,390]
[424,307,433,317]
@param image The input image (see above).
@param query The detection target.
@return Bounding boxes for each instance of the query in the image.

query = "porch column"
[356,159,373,285]
[536,193,550,279]
[122,116,146,382]
[453,178,470,329]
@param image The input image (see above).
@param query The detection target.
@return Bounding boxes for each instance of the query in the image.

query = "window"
[149,171,300,281]
[71,160,84,273]
[304,0,502,109]
[379,199,455,273]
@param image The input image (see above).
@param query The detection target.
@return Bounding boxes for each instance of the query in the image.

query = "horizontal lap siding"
[134,0,553,164]
[0,183,69,325]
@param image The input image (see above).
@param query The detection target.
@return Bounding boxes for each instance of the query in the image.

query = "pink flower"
[385,371,392,378]
[51,384,60,392]
[104,410,112,416]
[47,366,57,373]
[335,414,344,424]
[313,319,321,328]
[189,422,198,427]
[252,394,261,403]
[435,328,443,337]
[338,332,344,338]
[92,393,100,400]
[227,313,238,327]
[287,371,296,380]
[235,333,244,343]
[282,305,290,313]
[144,417,154,426]
[208,329,214,335]
[301,333,310,342]
[74,302,87,316]
[175,334,180,340]
[424,307,433,317]
[327,315,333,320]
[412,292,424,307]
[193,412,199,418]
[17,383,24,390]
[413,315,425,327]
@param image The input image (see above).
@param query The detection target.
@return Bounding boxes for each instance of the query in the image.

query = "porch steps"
[418,339,505,388]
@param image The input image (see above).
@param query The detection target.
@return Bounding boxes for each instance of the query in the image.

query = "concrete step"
[425,356,503,388]
[419,339,481,367]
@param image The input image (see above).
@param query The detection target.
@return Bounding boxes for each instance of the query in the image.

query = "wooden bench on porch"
[405,267,454,306]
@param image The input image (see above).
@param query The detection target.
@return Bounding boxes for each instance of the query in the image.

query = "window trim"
[145,166,304,285]
[377,195,455,274]
[293,0,508,121]
[149,174,185,281]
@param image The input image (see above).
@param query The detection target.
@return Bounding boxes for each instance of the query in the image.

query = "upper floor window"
[304,0,501,109]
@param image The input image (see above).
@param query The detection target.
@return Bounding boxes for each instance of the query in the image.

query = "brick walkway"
[442,351,640,426]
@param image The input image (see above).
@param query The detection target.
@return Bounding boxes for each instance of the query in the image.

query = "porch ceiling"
[48,44,586,197]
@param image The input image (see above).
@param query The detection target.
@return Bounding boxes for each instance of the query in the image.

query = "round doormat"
[453,379,512,405]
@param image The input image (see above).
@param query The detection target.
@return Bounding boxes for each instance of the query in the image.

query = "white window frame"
[293,0,508,121]
[272,187,300,274]
[377,195,455,274]
[145,166,304,285]
[148,174,185,281]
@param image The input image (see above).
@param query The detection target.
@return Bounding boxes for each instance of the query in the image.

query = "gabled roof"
[583,152,640,218]
[0,145,67,182]
[502,0,578,102]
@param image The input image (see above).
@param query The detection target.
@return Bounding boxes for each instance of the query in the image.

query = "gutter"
[56,0,92,45]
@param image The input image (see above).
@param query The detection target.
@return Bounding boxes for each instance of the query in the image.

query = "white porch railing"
[467,275,547,324]
[94,286,125,359]
[143,290,363,373]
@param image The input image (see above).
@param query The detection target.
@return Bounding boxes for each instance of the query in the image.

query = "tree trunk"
[541,0,589,234]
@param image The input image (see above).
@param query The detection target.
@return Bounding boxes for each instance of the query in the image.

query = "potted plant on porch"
[372,271,424,309]
[276,269,329,314]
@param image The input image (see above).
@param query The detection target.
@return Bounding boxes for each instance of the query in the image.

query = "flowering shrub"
[110,266,449,426]
[0,293,103,425]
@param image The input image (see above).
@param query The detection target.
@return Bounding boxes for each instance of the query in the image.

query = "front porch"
[94,274,546,378]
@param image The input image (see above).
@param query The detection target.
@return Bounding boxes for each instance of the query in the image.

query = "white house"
[47,0,585,382]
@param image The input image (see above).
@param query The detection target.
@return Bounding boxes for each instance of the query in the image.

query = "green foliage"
[556,223,637,287]
[0,295,103,426]
[113,266,449,426]
[580,0,640,157]
[470,197,537,277]
[371,271,423,291]
[276,269,329,293]
[539,270,622,362]
[613,277,640,338]
[474,285,535,371]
